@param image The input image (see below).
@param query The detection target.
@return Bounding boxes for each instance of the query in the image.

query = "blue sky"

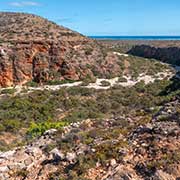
[0,0,180,36]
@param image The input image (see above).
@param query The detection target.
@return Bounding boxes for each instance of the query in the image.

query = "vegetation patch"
[46,79,77,85]
[100,80,111,87]
[27,121,69,137]
[1,88,16,94]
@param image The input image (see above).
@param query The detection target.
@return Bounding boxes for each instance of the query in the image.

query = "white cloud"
[9,1,40,7]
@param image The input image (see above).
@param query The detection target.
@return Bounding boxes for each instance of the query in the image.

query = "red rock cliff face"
[0,40,122,87]
[128,45,180,66]
[0,13,122,87]
[0,41,60,86]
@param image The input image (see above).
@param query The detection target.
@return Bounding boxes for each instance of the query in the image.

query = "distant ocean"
[89,36,180,40]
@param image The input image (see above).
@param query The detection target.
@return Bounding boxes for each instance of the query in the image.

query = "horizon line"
[89,35,180,37]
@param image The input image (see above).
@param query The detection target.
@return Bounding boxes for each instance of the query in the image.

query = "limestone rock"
[0,12,122,87]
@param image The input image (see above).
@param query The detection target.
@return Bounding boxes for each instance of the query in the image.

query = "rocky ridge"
[0,12,122,87]
[128,45,180,66]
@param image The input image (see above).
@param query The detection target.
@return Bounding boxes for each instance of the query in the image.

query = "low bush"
[118,77,128,82]
[46,79,77,85]
[2,119,22,132]
[27,121,69,137]
[25,81,38,87]
[100,81,111,87]
[1,88,16,94]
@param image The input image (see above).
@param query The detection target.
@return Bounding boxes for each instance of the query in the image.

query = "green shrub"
[25,81,38,87]
[0,124,5,132]
[67,87,95,96]
[84,48,93,56]
[118,77,128,82]
[82,74,96,86]
[1,88,16,94]
[2,119,22,132]
[13,169,28,178]
[134,80,145,93]
[100,81,111,87]
[46,79,77,85]
[27,121,69,137]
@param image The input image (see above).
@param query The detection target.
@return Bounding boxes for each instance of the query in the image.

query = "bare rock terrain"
[0,12,122,87]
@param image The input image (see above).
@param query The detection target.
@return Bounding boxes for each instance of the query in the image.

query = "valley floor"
[0,65,176,94]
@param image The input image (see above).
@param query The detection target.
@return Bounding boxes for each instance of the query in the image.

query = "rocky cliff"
[128,45,180,65]
[0,12,121,87]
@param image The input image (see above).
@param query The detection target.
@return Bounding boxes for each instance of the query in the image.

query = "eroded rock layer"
[128,45,180,65]
[0,12,121,87]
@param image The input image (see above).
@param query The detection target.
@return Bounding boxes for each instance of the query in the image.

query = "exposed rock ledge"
[128,45,180,66]
[0,12,122,87]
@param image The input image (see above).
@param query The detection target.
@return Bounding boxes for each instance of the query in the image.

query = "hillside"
[100,40,180,66]
[0,12,87,42]
[0,13,180,180]
[0,12,124,87]
[0,79,180,180]
[128,45,180,66]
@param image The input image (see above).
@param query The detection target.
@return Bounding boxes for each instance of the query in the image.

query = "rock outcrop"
[128,45,180,65]
[0,12,121,87]
[1,96,180,179]
[0,121,94,180]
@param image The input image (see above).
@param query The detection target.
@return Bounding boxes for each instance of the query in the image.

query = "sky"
[0,0,180,36]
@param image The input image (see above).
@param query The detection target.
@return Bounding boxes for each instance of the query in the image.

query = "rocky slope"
[100,40,180,66]
[0,95,180,180]
[128,45,180,65]
[0,12,122,87]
